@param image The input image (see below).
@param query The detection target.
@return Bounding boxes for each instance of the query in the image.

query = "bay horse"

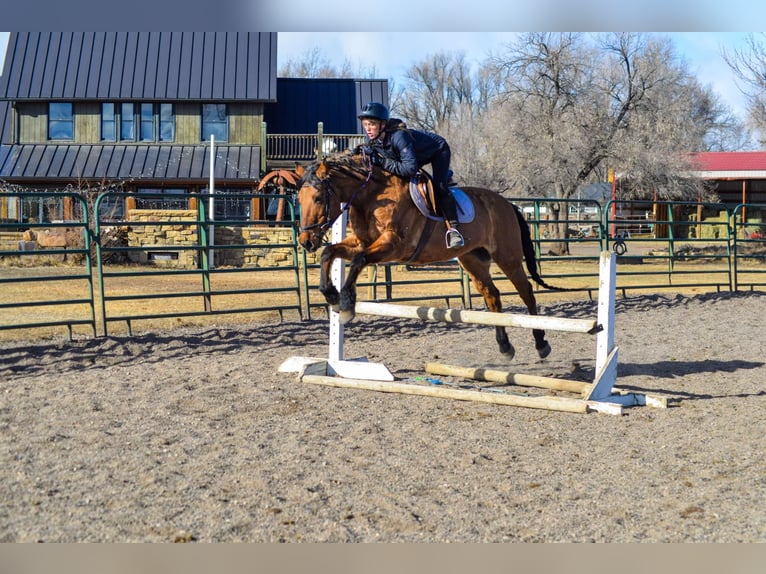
[295,150,561,360]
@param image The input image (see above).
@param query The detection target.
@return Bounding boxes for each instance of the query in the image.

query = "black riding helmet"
[358,102,389,122]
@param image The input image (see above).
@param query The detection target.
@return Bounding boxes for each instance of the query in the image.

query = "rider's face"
[362,119,384,141]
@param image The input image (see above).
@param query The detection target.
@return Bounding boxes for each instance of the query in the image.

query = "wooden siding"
[175,103,201,144]
[75,102,100,143]
[17,102,47,143]
[229,103,264,145]
[13,101,265,146]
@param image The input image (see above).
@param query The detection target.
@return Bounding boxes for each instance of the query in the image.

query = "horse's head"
[295,160,332,253]
[295,151,374,252]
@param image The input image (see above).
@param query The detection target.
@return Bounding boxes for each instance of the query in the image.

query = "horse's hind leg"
[457,252,515,358]
[501,262,551,359]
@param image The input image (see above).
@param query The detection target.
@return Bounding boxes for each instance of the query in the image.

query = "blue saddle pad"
[409,183,475,223]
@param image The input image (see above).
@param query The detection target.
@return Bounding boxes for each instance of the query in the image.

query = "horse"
[295,150,562,360]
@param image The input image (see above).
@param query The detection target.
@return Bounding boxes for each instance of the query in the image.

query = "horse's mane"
[322,149,371,181]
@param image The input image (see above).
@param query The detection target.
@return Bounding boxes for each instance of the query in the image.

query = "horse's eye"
[314,194,323,205]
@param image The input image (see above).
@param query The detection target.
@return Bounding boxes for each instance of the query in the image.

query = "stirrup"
[445,228,464,249]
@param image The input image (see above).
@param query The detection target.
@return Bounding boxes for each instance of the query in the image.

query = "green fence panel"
[94,191,305,336]
[604,199,733,294]
[732,203,766,291]
[3,191,766,342]
[0,191,96,339]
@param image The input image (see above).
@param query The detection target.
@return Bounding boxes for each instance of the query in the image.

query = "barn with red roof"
[689,151,766,205]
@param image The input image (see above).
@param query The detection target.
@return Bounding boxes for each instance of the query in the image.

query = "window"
[135,188,188,210]
[102,102,175,142]
[159,103,175,142]
[213,188,251,221]
[120,103,135,141]
[98,194,125,221]
[140,103,154,141]
[48,103,73,140]
[201,104,228,142]
[101,103,116,141]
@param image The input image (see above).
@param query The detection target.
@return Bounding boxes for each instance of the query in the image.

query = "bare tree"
[482,32,737,253]
[279,47,380,79]
[722,33,766,147]
[394,51,475,133]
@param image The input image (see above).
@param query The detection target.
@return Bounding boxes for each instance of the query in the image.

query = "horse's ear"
[315,161,328,179]
[294,164,306,178]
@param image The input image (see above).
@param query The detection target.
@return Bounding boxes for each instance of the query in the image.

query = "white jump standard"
[280,208,665,414]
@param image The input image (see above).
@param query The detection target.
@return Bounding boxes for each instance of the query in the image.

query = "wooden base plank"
[299,371,606,414]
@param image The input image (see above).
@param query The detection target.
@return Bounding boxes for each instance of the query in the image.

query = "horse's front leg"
[336,233,397,323]
[319,237,365,313]
[336,251,369,323]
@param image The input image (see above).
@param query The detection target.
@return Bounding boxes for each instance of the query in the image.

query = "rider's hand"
[356,144,374,156]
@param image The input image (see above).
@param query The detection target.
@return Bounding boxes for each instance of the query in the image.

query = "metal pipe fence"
[1,192,766,339]
[93,191,306,336]
[732,203,766,291]
[0,191,97,339]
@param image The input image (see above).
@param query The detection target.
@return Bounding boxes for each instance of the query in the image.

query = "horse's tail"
[513,204,569,291]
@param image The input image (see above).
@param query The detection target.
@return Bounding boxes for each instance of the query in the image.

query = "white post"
[208,135,215,269]
[595,250,616,374]
[328,204,347,361]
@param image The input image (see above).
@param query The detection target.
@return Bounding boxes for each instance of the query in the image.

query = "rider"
[356,102,465,249]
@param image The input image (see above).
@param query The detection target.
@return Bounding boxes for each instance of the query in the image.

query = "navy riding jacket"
[368,120,451,185]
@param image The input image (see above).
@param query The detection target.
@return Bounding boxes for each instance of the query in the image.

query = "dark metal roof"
[264,77,388,134]
[0,144,261,182]
[0,32,277,102]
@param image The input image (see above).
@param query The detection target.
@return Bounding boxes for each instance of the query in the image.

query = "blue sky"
[0,31,754,123]
[277,32,753,123]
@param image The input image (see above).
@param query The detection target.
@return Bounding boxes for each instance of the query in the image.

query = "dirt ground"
[1,290,765,542]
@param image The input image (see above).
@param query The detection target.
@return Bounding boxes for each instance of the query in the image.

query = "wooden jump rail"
[354,301,601,334]
[280,208,666,414]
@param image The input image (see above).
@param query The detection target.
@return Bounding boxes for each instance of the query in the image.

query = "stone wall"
[126,210,199,267]
[125,209,315,269]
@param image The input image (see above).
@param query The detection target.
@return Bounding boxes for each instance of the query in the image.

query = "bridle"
[298,152,375,235]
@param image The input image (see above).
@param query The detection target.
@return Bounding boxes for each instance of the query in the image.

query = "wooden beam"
[301,373,593,414]
[425,362,588,394]
[354,301,599,334]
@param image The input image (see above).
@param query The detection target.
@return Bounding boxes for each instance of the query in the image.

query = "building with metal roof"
[0,32,391,223]
[0,32,275,194]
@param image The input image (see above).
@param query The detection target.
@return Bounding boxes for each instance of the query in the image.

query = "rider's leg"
[436,183,464,249]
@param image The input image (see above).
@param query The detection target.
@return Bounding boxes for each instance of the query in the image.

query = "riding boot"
[438,184,465,249]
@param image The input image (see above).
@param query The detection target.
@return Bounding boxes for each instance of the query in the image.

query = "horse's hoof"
[537,342,551,359]
[324,293,340,307]
[339,308,356,324]
[500,343,516,360]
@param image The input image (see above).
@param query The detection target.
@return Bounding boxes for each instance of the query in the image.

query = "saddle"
[409,171,475,223]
